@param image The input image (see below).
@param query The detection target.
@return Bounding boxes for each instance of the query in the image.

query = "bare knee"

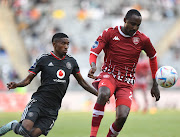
[99,91,110,101]
[31,128,42,137]
[22,120,42,137]
[22,119,34,131]
[97,87,110,104]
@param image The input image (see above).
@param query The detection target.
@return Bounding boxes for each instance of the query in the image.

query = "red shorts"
[92,72,133,108]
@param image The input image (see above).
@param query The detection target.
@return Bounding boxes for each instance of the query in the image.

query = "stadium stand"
[0,0,180,91]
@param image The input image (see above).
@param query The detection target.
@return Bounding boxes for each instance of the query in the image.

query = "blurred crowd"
[0,0,180,91]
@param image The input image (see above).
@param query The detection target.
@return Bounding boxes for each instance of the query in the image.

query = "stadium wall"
[0,90,180,112]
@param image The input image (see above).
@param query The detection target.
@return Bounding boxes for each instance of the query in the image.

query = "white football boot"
[0,120,18,136]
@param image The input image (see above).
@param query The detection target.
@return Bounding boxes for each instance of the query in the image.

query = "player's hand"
[151,79,160,101]
[7,82,17,90]
[88,62,97,79]
[88,67,97,79]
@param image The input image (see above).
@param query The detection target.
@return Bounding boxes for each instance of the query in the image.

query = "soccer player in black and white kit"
[0,33,98,137]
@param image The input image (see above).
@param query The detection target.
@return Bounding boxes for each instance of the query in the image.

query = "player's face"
[124,14,142,36]
[53,38,69,58]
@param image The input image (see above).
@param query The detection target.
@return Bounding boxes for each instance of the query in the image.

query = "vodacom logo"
[56,69,65,79]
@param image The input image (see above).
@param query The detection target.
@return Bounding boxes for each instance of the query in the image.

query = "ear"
[52,42,56,47]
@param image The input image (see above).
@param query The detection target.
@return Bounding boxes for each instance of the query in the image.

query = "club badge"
[132,37,140,45]
[66,62,72,69]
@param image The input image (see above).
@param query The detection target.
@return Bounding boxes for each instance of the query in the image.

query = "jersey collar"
[50,51,66,60]
[118,26,136,37]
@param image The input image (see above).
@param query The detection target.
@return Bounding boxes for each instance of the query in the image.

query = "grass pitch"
[0,110,180,137]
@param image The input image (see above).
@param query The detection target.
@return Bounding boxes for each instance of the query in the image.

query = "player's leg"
[0,98,38,136]
[0,120,41,137]
[12,120,34,137]
[31,116,56,137]
[106,85,133,137]
[31,128,42,137]
[12,98,42,137]
[90,86,110,137]
[14,113,56,137]
[90,76,116,137]
[107,105,130,137]
[12,115,42,137]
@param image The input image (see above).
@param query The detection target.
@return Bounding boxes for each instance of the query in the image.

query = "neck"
[121,26,128,35]
[53,51,65,59]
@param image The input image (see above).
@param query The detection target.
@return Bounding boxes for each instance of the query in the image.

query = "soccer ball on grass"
[155,66,178,88]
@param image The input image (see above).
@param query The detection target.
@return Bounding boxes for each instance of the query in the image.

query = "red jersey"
[90,26,156,85]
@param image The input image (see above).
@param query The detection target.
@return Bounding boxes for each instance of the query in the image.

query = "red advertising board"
[0,92,30,112]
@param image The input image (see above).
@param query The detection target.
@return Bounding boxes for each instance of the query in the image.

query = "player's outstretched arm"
[151,79,160,101]
[149,56,160,101]
[73,73,98,96]
[7,73,35,90]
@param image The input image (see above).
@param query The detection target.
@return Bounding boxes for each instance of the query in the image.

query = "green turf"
[0,110,180,137]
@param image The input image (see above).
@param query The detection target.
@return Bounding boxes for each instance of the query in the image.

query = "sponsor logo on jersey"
[103,75,110,78]
[53,79,66,83]
[56,69,65,79]
[66,62,72,69]
[92,41,99,49]
[113,36,120,41]
[132,37,140,45]
[48,62,54,66]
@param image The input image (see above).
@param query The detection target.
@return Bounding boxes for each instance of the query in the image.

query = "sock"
[11,122,19,131]
[13,123,32,137]
[106,123,121,137]
[90,103,105,137]
[12,123,21,134]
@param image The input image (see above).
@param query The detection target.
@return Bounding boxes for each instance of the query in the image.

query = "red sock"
[90,103,105,137]
[106,123,121,137]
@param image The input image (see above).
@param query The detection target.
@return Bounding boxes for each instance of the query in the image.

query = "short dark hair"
[52,33,69,43]
[125,9,141,19]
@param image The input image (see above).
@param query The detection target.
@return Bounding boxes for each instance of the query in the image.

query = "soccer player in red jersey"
[88,9,160,137]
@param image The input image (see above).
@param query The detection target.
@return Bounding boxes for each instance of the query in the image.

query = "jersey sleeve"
[142,36,158,79]
[28,56,42,75]
[90,28,111,56]
[72,58,80,75]
[143,37,157,59]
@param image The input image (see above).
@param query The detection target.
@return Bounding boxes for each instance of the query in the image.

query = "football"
[155,66,178,88]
